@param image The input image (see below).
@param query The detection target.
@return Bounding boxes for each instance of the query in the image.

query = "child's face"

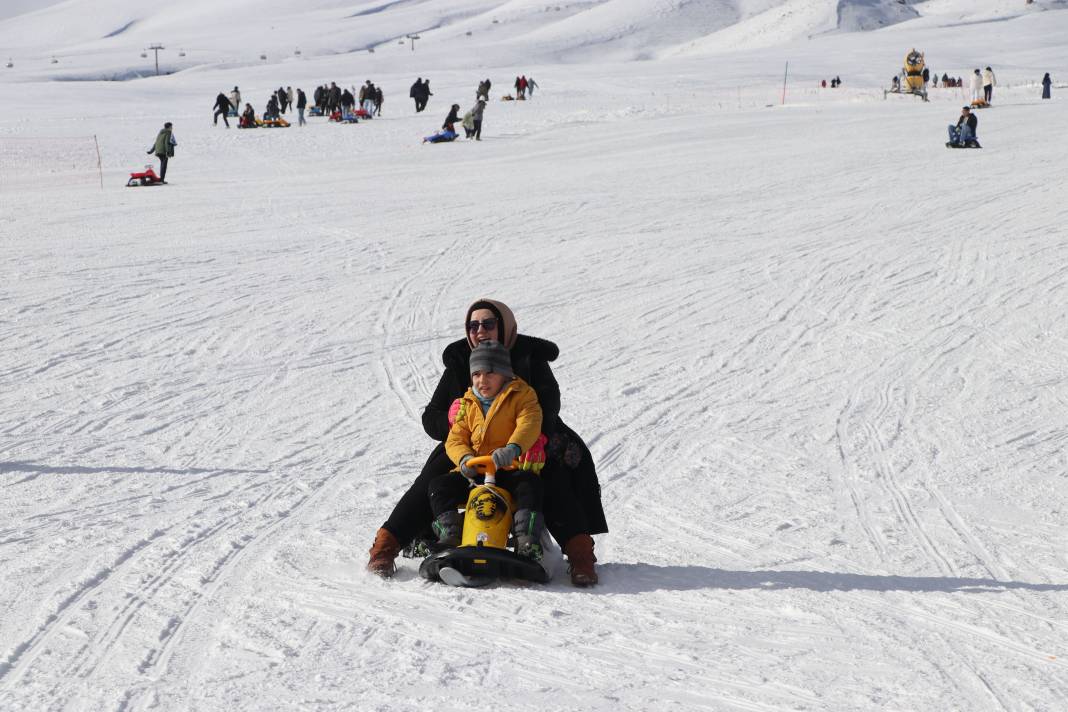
[472,370,507,398]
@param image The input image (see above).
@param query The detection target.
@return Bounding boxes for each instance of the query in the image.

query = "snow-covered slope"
[3,0,1064,75]
[2,0,1068,711]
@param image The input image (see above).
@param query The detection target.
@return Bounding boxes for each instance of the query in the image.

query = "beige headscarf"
[465,298,517,350]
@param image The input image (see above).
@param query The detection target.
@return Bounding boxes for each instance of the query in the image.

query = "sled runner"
[419,455,556,588]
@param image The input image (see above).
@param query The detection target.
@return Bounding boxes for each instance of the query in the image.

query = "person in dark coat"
[213,92,232,127]
[947,105,979,147]
[341,88,355,113]
[1042,73,1052,100]
[327,82,341,113]
[366,298,608,586]
[313,85,325,110]
[296,88,307,126]
[442,103,461,132]
[146,122,175,182]
[410,78,431,112]
[374,85,383,116]
[265,95,279,120]
[410,77,422,111]
[240,103,256,128]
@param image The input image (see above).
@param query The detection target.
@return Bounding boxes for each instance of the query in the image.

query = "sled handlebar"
[463,455,517,479]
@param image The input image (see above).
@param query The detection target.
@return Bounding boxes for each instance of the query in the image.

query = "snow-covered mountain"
[1,0,1065,75]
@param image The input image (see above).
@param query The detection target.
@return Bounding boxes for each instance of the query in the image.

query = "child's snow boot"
[366,527,401,578]
[432,510,463,549]
[564,534,598,587]
[512,509,544,562]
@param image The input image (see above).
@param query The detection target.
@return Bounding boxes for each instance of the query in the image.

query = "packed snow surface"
[2,0,1068,710]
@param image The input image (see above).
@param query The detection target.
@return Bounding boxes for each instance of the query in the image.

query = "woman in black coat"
[442,104,461,132]
[1042,73,1052,100]
[367,298,608,586]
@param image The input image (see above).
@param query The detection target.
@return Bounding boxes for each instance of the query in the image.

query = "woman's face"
[467,308,500,344]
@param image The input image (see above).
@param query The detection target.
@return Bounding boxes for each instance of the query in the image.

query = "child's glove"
[491,444,521,470]
[447,398,464,427]
[459,454,478,480]
[516,434,548,474]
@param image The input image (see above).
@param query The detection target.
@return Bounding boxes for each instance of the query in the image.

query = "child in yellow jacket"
[430,340,546,559]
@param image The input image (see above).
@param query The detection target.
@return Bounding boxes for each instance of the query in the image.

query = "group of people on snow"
[970,67,997,103]
[365,299,607,587]
[409,78,433,112]
[513,75,537,99]
[821,75,842,88]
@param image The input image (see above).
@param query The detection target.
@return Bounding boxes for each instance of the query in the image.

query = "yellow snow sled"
[970,98,990,109]
[419,455,551,587]
[257,117,290,128]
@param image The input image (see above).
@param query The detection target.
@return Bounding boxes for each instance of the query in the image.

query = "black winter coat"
[442,107,461,130]
[957,113,978,131]
[214,94,232,112]
[421,335,608,535]
[297,90,307,109]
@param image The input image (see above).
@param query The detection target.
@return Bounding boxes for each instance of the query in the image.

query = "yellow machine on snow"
[886,48,929,102]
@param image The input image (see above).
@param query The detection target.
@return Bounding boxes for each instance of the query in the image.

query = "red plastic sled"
[127,166,162,187]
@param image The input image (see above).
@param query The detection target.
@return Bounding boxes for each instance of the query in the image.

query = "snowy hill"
[2,0,1065,75]
[2,0,1068,710]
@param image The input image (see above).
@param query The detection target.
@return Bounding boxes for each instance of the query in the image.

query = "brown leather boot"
[367,527,401,578]
[564,534,598,587]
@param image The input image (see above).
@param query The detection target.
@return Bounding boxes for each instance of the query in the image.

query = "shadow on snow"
[597,563,1068,595]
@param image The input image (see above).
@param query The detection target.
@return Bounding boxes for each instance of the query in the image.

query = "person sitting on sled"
[427,339,547,561]
[240,103,256,128]
[947,106,979,147]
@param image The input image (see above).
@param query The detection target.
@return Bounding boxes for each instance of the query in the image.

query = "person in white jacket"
[970,70,983,102]
[982,67,996,103]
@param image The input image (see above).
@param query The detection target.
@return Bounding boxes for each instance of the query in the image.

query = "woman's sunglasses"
[467,318,498,333]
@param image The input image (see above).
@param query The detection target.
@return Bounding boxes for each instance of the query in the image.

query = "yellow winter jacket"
[445,377,543,470]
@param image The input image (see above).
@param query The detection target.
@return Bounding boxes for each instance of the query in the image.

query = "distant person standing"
[410,78,430,112]
[296,87,307,125]
[374,85,383,116]
[1042,72,1052,99]
[471,98,486,140]
[970,69,983,102]
[230,86,241,115]
[982,66,996,103]
[213,92,232,127]
[922,67,930,90]
[146,121,176,183]
[527,77,538,97]
[286,86,295,112]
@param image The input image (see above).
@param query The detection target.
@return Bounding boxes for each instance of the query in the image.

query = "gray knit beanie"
[469,340,513,379]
